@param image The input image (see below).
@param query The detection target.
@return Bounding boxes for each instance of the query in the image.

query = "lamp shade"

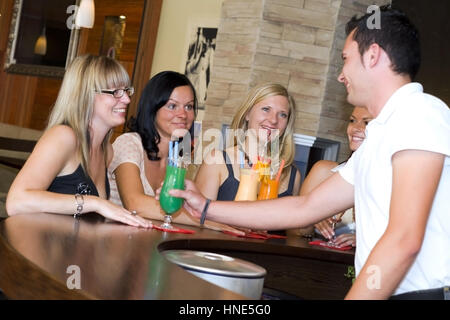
[75,0,95,28]
[34,28,47,55]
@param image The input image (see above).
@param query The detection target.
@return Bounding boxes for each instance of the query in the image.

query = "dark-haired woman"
[108,71,242,233]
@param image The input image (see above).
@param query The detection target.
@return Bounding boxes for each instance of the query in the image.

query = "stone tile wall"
[203,0,389,162]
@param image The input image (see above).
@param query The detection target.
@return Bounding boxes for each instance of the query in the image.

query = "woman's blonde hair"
[47,54,130,174]
[230,83,296,170]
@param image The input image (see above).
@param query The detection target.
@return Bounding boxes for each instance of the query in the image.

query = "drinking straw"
[168,141,173,166]
[275,159,285,182]
[174,140,179,166]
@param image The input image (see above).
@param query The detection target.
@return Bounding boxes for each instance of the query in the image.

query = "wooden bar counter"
[0,212,354,300]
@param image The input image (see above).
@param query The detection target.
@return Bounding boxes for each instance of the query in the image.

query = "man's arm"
[169,171,354,231]
[287,160,337,237]
[345,149,445,299]
[194,149,223,200]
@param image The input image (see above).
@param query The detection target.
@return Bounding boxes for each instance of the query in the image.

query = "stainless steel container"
[162,250,266,299]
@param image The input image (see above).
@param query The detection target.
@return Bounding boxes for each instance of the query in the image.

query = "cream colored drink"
[234,168,259,201]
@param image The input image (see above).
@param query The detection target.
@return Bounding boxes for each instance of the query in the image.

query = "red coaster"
[222,230,268,239]
[153,224,195,234]
[308,240,352,251]
[247,231,287,239]
[263,233,287,239]
[222,230,286,240]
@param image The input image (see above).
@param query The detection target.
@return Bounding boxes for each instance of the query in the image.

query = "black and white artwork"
[184,27,217,109]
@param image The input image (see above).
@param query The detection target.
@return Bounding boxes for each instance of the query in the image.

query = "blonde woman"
[195,83,301,203]
[287,106,373,247]
[6,54,150,228]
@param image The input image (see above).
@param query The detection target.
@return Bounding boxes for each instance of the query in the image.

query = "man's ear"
[364,43,382,68]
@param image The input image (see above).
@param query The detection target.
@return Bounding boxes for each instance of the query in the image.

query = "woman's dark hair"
[127,71,197,160]
[346,4,421,80]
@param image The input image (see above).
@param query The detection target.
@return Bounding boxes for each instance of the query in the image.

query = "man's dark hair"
[345,5,421,80]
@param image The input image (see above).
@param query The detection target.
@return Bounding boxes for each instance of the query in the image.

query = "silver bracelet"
[74,193,84,218]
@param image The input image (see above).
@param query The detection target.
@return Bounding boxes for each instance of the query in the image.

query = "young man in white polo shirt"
[162,5,450,299]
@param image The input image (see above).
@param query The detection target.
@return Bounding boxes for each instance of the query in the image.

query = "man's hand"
[156,179,206,219]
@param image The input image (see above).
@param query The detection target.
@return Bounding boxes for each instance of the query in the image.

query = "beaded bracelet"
[74,193,84,218]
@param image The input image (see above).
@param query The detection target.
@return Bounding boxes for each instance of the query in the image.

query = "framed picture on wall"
[184,27,218,110]
[4,0,79,78]
[99,16,126,60]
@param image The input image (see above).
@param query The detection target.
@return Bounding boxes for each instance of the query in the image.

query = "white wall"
[150,0,223,77]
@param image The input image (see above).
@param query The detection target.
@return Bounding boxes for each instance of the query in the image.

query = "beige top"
[108,132,154,206]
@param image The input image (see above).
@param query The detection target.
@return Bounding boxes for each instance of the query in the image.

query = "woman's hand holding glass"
[314,216,339,240]
[314,213,356,248]
[333,233,356,248]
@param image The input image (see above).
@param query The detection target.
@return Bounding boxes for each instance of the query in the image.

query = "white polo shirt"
[339,83,450,295]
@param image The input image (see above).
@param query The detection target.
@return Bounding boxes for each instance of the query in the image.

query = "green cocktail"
[159,164,187,229]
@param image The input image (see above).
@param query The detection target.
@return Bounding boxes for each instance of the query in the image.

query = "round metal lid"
[162,250,266,278]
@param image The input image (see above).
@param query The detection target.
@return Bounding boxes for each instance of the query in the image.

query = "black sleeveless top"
[47,164,110,199]
[217,151,298,201]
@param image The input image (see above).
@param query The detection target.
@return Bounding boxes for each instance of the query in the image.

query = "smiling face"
[92,87,131,130]
[338,30,371,108]
[245,95,290,143]
[347,106,373,151]
[155,85,195,139]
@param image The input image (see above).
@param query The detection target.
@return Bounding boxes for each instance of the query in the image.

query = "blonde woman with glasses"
[6,54,150,228]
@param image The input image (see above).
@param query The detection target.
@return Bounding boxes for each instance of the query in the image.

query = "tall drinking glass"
[234,168,259,201]
[258,159,284,200]
[159,160,187,229]
[326,215,340,247]
[257,177,279,200]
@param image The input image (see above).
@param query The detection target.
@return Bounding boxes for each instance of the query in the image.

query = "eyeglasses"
[97,87,134,98]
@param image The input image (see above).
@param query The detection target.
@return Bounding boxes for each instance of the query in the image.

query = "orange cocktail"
[257,178,279,200]
[253,158,270,183]
[257,158,284,200]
